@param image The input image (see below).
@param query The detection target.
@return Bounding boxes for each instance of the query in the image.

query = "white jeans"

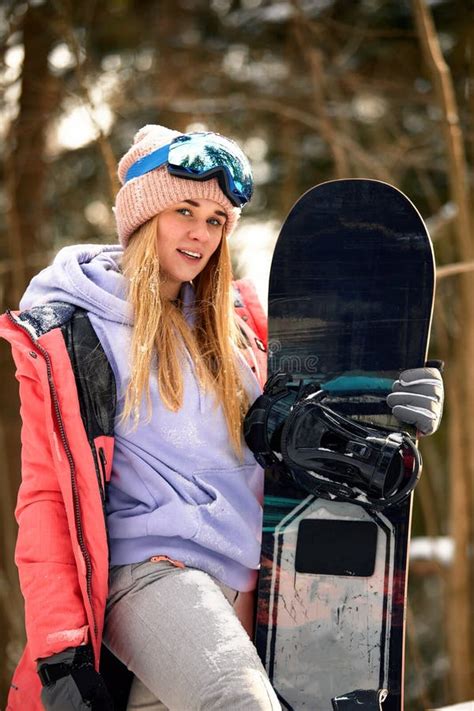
[103,560,281,711]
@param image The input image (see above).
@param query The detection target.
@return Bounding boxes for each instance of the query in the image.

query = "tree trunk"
[1,2,61,704]
[412,0,474,700]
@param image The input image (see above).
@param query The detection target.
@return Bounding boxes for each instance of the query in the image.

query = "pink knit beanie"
[114,124,242,247]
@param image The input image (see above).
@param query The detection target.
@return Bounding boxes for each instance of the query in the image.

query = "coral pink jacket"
[1,278,267,711]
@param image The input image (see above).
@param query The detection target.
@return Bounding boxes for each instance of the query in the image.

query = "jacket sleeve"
[12,346,89,661]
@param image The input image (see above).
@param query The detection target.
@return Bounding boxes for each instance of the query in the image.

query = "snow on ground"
[410,536,454,565]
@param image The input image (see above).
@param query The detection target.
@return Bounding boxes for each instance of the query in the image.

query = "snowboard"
[253,179,435,710]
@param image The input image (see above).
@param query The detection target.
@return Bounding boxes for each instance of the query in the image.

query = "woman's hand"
[387,366,444,436]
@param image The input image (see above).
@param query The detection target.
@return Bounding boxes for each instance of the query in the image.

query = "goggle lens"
[168,133,253,207]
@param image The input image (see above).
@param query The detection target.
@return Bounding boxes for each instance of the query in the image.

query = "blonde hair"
[121,214,250,456]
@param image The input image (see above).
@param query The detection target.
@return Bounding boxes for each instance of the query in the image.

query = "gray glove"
[387,366,444,436]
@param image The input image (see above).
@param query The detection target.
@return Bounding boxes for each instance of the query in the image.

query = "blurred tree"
[0,0,472,707]
[1,0,64,696]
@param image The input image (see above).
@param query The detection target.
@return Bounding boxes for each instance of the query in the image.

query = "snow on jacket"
[1,277,267,711]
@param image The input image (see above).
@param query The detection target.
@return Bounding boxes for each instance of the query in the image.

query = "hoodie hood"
[20,243,199,326]
[20,244,132,324]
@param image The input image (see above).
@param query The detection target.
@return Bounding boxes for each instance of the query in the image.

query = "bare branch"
[146,95,394,183]
[290,0,350,178]
[425,202,457,241]
[436,261,474,280]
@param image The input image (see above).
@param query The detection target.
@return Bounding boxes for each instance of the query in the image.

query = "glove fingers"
[391,380,443,399]
[396,367,442,385]
[387,391,441,413]
[390,405,437,435]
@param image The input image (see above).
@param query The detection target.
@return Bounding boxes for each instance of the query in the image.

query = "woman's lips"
[177,248,202,261]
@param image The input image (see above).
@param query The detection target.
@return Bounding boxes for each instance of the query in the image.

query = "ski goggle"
[124,131,253,207]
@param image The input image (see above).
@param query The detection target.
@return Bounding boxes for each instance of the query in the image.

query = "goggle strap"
[125,144,170,183]
[168,164,242,207]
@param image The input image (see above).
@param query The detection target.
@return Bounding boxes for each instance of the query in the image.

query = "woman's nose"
[188,221,210,241]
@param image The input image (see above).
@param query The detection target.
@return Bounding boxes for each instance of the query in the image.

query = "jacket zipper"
[6,311,98,640]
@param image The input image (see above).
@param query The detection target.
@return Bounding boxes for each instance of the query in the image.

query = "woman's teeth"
[178,249,201,260]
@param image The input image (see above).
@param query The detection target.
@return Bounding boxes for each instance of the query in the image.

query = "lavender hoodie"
[20,244,263,592]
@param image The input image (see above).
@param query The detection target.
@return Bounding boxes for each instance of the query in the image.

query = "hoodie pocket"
[190,465,263,566]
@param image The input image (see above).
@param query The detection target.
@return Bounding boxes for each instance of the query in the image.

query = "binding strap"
[243,371,294,467]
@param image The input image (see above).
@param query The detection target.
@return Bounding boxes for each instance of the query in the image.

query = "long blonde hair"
[120,214,250,456]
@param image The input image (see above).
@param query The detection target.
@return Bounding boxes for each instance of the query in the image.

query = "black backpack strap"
[61,309,116,439]
[61,310,133,710]
[99,645,134,711]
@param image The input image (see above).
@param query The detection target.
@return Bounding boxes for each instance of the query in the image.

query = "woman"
[1,124,443,711]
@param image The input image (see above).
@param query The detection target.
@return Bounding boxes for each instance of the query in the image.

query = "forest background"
[0,0,473,708]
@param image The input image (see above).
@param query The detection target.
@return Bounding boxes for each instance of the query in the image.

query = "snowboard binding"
[244,371,421,509]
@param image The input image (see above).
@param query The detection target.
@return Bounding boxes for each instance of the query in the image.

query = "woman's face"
[155,198,227,299]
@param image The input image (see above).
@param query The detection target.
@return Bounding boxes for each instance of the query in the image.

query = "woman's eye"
[177,207,191,216]
[208,217,224,227]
